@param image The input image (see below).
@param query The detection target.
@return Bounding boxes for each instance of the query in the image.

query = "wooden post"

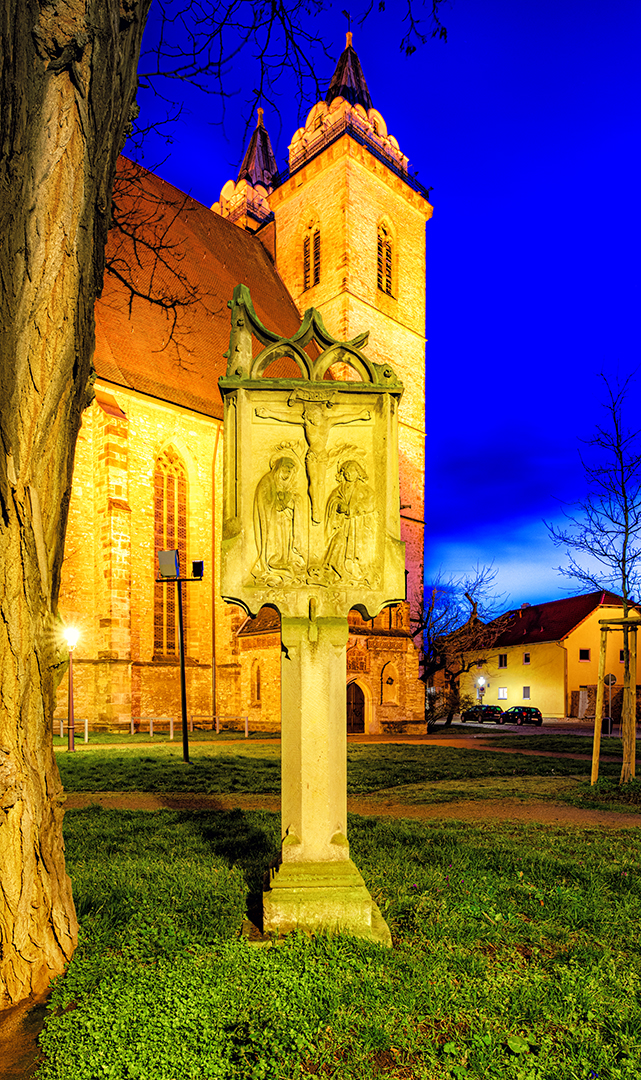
[628,626,637,780]
[591,627,608,785]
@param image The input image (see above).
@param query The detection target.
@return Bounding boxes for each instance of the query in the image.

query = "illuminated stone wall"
[269,132,431,617]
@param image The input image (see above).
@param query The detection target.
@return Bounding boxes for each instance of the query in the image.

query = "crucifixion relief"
[255,391,371,524]
[220,284,405,946]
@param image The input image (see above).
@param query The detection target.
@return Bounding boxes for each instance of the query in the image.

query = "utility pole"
[158,549,204,764]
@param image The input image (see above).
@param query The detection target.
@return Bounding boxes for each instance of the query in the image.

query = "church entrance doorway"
[347,682,365,734]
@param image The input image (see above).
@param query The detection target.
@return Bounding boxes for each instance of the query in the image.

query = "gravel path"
[63,790,641,828]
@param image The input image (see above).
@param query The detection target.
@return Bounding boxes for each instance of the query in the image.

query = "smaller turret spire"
[236,109,278,189]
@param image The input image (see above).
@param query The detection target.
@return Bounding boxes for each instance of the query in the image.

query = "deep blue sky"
[128,0,641,608]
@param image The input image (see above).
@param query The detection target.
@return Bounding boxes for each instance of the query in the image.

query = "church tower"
[214,35,432,612]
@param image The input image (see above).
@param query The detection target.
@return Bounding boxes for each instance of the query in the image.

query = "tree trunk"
[0,0,151,1007]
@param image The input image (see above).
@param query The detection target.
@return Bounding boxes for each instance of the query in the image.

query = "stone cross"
[219,284,405,945]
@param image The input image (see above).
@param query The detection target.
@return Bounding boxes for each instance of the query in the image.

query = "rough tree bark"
[0,0,152,1007]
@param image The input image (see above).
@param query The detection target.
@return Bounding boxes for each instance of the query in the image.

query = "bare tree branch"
[413,563,511,727]
[546,373,641,783]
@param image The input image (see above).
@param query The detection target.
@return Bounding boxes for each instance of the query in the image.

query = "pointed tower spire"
[325,33,373,111]
[236,108,278,189]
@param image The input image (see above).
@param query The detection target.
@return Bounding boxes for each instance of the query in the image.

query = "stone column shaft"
[280,617,350,863]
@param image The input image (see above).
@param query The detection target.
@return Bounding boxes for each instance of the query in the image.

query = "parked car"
[461,704,504,724]
[499,706,543,726]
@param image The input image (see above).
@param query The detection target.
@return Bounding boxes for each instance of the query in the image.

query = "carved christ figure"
[255,397,371,523]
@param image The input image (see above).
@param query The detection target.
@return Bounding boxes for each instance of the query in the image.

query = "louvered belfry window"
[377,225,393,295]
[303,235,311,290]
[303,227,321,290]
[154,448,188,656]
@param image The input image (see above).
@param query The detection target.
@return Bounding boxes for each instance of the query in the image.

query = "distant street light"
[157,550,204,764]
[477,676,486,703]
[64,626,80,752]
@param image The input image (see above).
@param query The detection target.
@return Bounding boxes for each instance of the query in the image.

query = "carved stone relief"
[220,284,405,621]
[255,390,371,525]
[251,454,305,586]
[309,459,378,587]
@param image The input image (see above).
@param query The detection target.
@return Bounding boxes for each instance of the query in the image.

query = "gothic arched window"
[377,224,393,296]
[303,225,321,290]
[153,448,188,656]
[251,660,262,705]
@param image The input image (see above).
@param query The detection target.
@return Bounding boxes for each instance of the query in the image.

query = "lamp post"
[157,550,204,764]
[64,626,80,752]
[477,676,486,704]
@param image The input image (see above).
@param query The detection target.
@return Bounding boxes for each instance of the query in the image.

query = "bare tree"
[547,374,641,784]
[135,0,449,147]
[414,565,510,727]
[0,0,448,1006]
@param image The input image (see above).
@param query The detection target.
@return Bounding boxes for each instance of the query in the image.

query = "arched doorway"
[347,682,365,734]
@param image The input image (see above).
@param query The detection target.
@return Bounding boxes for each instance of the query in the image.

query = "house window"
[523,686,531,699]
[620,649,625,662]
[498,654,508,668]
[523,652,530,665]
[377,225,393,296]
[498,687,508,700]
[154,448,188,656]
[579,649,591,662]
[303,227,321,290]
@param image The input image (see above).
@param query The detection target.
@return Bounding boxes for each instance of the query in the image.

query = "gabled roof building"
[460,591,636,719]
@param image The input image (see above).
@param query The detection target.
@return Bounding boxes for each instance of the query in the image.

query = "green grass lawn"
[56,741,641,811]
[37,806,641,1079]
[480,734,641,757]
[52,729,280,748]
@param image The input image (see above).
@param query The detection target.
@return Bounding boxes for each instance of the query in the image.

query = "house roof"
[494,590,626,646]
[94,158,303,419]
[237,607,281,636]
[325,34,373,111]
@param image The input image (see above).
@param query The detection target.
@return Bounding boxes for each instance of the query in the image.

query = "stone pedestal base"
[263,859,391,947]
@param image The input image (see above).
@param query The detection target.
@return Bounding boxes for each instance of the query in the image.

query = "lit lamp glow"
[477,676,486,703]
[64,626,79,752]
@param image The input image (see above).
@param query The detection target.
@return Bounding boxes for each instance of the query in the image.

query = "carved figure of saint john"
[318,459,376,585]
[252,456,305,586]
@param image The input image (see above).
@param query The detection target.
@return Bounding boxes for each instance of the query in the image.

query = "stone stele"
[219,284,406,946]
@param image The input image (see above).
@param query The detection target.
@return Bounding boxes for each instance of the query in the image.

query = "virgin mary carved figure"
[252,456,305,586]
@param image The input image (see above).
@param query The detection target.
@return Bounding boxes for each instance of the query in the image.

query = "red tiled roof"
[237,607,281,636]
[94,158,303,419]
[495,590,626,646]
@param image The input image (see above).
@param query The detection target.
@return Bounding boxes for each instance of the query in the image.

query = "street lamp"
[157,550,204,764]
[477,676,486,703]
[64,626,80,752]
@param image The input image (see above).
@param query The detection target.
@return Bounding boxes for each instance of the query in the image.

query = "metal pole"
[84,717,88,744]
[170,715,174,741]
[67,648,75,753]
[177,578,190,764]
[609,679,612,726]
[591,628,607,784]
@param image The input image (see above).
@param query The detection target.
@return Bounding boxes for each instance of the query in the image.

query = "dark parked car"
[499,706,543,726]
[461,704,504,724]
